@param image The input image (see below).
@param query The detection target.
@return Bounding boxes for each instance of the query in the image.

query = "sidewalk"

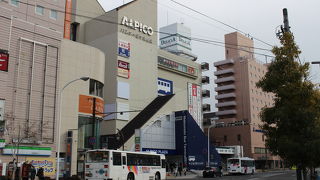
[166,171,200,179]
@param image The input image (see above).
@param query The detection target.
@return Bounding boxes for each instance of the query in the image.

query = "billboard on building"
[118,60,130,78]
[63,0,72,39]
[187,83,202,128]
[0,51,9,72]
[118,40,130,58]
[78,95,104,117]
[26,157,56,176]
[157,78,173,95]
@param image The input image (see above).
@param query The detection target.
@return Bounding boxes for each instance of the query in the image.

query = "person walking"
[29,164,36,180]
[178,163,182,176]
[36,167,45,180]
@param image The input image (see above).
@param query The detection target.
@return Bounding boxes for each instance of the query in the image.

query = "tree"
[257,32,320,180]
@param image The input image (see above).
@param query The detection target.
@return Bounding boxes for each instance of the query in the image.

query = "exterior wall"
[70,0,105,43]
[212,32,278,162]
[0,4,62,169]
[59,39,105,175]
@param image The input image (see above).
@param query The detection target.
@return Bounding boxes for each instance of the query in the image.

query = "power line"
[3,0,274,58]
[168,0,274,47]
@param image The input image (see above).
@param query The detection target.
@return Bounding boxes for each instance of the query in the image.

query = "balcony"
[202,104,211,112]
[215,93,236,100]
[214,59,234,67]
[215,101,237,108]
[215,85,236,92]
[202,76,210,84]
[216,110,237,116]
[215,76,235,84]
[202,89,210,98]
[214,69,235,76]
[201,62,209,71]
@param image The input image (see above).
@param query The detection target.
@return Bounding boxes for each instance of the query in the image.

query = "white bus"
[84,149,166,180]
[227,157,255,174]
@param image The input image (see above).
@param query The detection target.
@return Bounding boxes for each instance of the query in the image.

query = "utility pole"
[276,8,291,38]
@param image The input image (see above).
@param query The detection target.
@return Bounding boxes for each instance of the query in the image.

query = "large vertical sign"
[0,51,9,72]
[64,0,72,39]
[118,60,130,78]
[118,40,130,58]
[187,83,202,127]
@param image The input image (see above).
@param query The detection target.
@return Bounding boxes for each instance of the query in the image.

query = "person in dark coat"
[29,164,36,180]
[36,167,45,180]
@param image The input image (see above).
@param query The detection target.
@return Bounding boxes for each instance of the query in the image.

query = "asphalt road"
[172,170,296,180]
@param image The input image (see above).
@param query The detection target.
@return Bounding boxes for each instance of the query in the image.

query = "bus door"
[111,152,125,179]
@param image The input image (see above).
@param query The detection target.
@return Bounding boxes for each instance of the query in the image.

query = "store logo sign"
[121,16,153,36]
[0,51,9,72]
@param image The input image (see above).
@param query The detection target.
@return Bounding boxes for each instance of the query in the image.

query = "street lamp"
[56,77,89,180]
[207,123,216,167]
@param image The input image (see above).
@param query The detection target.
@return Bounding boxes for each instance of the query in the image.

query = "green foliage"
[257,32,320,168]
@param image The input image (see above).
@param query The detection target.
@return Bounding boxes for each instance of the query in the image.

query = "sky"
[97,0,320,110]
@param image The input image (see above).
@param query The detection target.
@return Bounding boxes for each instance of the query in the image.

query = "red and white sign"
[188,83,202,128]
[118,60,130,78]
[0,52,9,72]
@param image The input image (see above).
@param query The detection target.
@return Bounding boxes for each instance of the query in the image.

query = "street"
[167,170,296,180]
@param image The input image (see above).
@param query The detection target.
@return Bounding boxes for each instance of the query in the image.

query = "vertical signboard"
[0,51,9,72]
[118,40,130,58]
[187,83,202,127]
[64,0,72,39]
[0,99,4,121]
[117,60,130,78]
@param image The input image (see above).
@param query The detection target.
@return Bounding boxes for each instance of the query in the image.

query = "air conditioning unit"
[202,90,210,98]
[202,76,210,84]
[202,104,211,112]
[201,62,209,71]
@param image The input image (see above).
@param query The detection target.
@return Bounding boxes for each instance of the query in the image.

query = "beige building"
[0,0,64,176]
[211,32,281,168]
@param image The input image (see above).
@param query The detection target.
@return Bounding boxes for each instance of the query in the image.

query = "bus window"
[113,152,122,166]
[161,159,166,168]
[228,159,239,165]
[86,151,109,163]
[122,156,127,165]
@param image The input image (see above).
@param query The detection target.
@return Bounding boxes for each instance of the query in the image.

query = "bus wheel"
[127,173,135,180]
[155,172,160,180]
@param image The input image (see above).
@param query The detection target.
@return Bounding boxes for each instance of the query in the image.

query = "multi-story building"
[0,0,64,176]
[211,32,281,169]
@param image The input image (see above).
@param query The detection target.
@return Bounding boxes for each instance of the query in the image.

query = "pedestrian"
[178,163,182,176]
[183,164,187,176]
[36,167,45,180]
[21,161,29,180]
[29,164,36,180]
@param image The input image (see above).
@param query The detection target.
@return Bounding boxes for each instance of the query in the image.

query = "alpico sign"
[121,16,153,36]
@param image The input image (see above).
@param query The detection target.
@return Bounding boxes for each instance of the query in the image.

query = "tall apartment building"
[0,0,64,174]
[211,32,281,169]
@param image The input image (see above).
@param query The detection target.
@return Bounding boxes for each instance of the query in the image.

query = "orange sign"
[64,0,72,39]
[79,95,104,117]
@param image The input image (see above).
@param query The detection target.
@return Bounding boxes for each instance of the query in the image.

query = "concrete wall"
[59,39,105,175]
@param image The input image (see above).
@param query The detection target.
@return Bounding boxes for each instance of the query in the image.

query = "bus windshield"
[228,159,239,165]
[86,151,109,163]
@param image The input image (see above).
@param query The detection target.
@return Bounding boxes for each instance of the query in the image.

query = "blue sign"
[118,40,130,58]
[158,78,173,95]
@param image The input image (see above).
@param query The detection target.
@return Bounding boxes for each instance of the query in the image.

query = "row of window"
[254,147,269,154]
[5,0,58,20]
[250,64,266,74]
[223,134,241,142]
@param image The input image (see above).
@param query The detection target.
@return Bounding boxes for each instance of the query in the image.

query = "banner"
[118,60,130,78]
[187,83,202,127]
[78,95,104,117]
[26,157,56,176]
[0,52,9,72]
[118,40,130,58]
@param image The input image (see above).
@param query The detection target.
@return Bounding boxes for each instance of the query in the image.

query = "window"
[35,5,44,15]
[50,9,57,20]
[262,135,265,141]
[86,151,109,163]
[89,79,104,98]
[122,156,127,165]
[127,154,160,166]
[237,134,241,142]
[224,135,227,142]
[161,159,166,168]
[113,152,122,165]
[10,0,19,6]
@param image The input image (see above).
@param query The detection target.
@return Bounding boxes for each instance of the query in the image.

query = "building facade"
[0,0,64,177]
[211,32,281,168]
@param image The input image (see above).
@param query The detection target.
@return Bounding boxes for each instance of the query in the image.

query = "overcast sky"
[97,0,320,110]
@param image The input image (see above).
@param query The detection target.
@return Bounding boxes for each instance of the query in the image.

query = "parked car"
[202,166,223,178]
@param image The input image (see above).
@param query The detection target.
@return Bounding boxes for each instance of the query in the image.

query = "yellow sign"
[26,157,56,176]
